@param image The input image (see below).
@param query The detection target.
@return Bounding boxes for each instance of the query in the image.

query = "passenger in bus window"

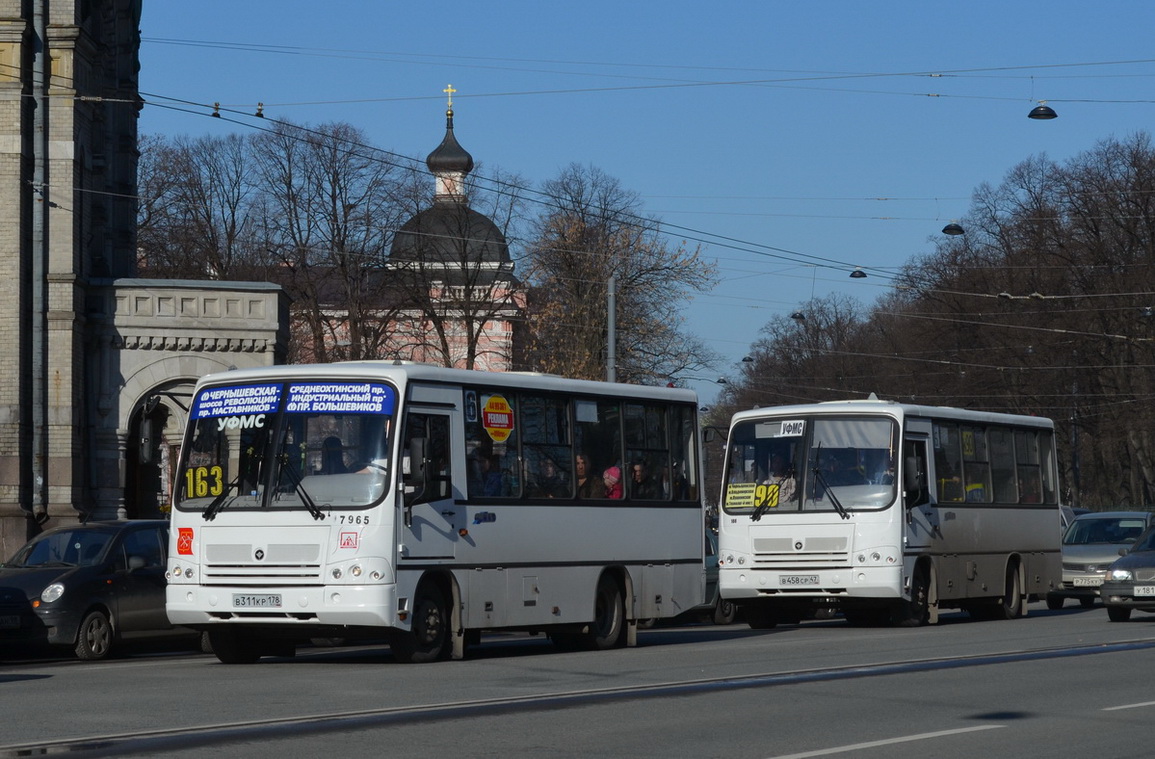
[823,454,866,487]
[603,466,623,499]
[630,460,660,499]
[319,436,347,475]
[481,454,503,497]
[765,453,797,503]
[535,459,568,498]
[575,453,600,498]
[1019,477,1041,503]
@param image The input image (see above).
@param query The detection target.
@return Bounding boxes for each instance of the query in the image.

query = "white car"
[1048,511,1154,609]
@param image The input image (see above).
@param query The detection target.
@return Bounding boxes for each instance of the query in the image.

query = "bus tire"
[745,605,779,629]
[713,597,738,625]
[209,628,262,664]
[895,563,930,627]
[392,582,449,664]
[589,574,624,650]
[998,562,1024,619]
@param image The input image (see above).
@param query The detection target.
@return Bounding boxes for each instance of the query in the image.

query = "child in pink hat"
[603,466,623,499]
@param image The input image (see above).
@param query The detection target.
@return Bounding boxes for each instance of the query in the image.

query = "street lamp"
[1028,101,1058,120]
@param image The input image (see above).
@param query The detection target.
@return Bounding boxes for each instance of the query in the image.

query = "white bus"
[165,362,706,663]
[717,397,1062,627]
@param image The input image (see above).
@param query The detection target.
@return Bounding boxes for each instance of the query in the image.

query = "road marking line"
[1103,701,1155,711]
[764,725,1006,759]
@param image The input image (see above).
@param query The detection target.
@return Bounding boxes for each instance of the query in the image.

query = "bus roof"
[194,361,699,404]
[729,397,1054,430]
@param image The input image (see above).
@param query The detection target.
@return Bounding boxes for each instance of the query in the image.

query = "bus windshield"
[723,415,898,516]
[176,380,397,517]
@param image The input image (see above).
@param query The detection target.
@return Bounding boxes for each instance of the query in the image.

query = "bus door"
[399,410,462,560]
[902,435,939,553]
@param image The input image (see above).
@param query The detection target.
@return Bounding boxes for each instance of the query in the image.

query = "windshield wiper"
[811,444,850,520]
[751,476,788,522]
[278,458,325,521]
[203,474,243,521]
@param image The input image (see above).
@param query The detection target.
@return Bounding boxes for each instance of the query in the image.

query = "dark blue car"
[0,520,187,660]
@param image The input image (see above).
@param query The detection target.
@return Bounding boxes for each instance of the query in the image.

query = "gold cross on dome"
[443,84,456,108]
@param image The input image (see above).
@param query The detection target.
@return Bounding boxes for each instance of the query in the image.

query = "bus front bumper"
[719,565,905,600]
[166,583,400,629]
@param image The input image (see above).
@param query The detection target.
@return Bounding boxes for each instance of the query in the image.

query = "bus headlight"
[332,568,343,579]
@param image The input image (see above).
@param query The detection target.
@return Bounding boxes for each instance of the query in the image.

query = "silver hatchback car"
[1047,511,1155,609]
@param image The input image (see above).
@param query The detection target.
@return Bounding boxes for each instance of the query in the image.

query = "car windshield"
[5,529,114,568]
[1132,529,1155,552]
[1062,516,1148,546]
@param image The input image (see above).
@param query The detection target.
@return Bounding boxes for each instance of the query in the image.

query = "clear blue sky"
[138,1,1155,403]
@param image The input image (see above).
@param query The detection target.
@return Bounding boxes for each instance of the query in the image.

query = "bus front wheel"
[209,628,262,664]
[894,564,930,627]
[392,582,450,664]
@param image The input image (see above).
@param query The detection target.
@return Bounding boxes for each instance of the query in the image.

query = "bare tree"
[250,120,408,363]
[523,163,719,384]
[137,133,265,280]
[720,133,1155,509]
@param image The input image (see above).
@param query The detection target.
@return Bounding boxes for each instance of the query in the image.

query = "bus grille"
[201,542,322,585]
[751,535,850,566]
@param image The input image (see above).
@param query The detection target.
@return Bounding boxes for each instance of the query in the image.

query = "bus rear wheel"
[392,582,450,664]
[969,563,1023,621]
[589,574,624,649]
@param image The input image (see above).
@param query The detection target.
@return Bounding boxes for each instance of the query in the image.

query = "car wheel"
[1045,594,1064,610]
[1079,597,1096,608]
[74,610,113,661]
[1107,606,1132,622]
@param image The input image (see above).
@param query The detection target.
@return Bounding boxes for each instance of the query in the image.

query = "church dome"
[426,109,474,175]
[391,203,511,266]
[391,94,511,268]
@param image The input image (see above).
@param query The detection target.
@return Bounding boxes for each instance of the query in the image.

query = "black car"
[1101,526,1155,622]
[0,520,187,659]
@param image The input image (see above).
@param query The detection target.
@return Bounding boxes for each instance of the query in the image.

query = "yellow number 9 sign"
[725,482,780,509]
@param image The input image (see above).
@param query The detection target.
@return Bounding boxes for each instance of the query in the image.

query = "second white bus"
[717,398,1062,627]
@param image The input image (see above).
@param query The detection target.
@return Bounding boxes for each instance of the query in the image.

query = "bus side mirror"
[903,456,924,507]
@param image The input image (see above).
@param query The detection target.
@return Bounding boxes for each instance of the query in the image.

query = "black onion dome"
[390,203,511,266]
[426,109,474,175]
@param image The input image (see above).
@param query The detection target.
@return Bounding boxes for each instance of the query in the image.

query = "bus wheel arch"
[895,558,935,627]
[392,573,453,664]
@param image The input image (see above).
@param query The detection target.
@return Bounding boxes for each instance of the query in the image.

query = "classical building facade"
[0,1,286,557]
